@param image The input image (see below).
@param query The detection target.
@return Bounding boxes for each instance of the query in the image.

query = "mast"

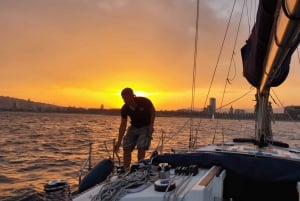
[259,0,300,93]
[256,0,300,145]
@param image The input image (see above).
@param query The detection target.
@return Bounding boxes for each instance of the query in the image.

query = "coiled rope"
[91,167,152,201]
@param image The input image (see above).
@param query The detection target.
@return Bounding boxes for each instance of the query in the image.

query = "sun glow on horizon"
[1,1,300,112]
[133,91,148,97]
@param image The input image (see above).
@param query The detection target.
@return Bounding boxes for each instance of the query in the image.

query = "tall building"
[209,97,216,114]
[229,106,234,115]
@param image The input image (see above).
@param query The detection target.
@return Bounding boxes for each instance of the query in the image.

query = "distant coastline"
[0,95,298,121]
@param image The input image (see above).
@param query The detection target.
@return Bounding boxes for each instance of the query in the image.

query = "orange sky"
[1,0,300,112]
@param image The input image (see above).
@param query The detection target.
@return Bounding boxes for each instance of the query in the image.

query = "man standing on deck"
[114,87,155,169]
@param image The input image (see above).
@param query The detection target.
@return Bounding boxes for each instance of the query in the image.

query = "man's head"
[121,88,135,105]
[121,88,134,97]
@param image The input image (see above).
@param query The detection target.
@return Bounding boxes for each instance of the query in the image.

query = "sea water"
[0,112,300,200]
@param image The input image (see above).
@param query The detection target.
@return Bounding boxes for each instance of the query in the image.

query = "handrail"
[198,166,222,186]
[78,142,93,184]
[78,139,118,184]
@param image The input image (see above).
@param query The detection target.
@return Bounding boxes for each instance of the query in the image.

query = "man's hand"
[149,126,154,134]
[114,141,121,153]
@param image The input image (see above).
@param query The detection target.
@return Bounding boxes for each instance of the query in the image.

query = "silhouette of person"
[114,88,155,168]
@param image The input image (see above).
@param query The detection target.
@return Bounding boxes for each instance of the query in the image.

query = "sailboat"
[42,1,300,201]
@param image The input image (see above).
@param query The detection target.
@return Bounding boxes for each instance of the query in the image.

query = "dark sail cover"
[241,0,291,88]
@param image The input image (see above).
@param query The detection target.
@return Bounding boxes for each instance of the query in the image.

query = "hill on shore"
[0,96,61,111]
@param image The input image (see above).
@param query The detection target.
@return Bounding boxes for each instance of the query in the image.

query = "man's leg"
[123,149,132,169]
[137,149,146,161]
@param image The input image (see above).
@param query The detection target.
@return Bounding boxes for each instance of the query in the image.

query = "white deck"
[73,142,300,201]
[73,166,225,201]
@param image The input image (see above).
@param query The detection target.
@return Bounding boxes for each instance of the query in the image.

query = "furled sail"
[241,0,300,89]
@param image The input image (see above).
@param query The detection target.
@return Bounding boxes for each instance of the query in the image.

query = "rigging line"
[270,88,284,111]
[190,0,199,112]
[231,56,237,81]
[226,53,237,83]
[270,88,300,129]
[212,85,253,144]
[219,0,246,113]
[269,93,277,106]
[161,118,191,147]
[202,0,237,112]
[201,0,237,144]
[216,87,255,111]
[189,0,199,148]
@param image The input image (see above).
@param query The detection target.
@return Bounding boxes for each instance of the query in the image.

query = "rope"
[215,87,255,111]
[91,168,149,201]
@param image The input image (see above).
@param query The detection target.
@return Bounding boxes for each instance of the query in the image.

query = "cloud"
[0,0,272,110]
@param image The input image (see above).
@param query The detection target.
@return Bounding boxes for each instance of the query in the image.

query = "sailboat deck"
[72,141,300,201]
[73,165,225,201]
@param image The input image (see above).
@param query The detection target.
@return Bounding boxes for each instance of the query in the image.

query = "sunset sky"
[1,0,300,112]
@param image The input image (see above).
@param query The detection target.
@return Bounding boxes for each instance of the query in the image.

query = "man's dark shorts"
[123,126,152,151]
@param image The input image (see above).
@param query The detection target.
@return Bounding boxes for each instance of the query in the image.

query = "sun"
[134,91,148,97]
